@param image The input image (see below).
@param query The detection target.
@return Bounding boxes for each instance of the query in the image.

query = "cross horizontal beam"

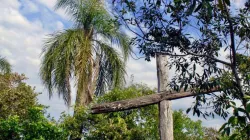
[91,87,220,114]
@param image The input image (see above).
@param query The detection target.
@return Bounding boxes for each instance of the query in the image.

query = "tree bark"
[156,54,173,140]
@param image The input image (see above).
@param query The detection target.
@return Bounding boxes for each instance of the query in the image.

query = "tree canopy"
[111,0,250,138]
[0,73,67,140]
[0,71,228,139]
[60,84,227,140]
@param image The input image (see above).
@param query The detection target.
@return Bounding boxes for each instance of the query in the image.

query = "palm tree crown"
[40,0,131,107]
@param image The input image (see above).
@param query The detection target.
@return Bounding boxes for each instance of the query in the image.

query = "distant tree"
[203,127,229,140]
[0,73,67,140]
[40,0,131,110]
[0,56,11,74]
[173,110,204,140]
[0,73,36,119]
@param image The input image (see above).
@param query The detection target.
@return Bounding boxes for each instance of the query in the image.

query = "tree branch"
[223,0,250,122]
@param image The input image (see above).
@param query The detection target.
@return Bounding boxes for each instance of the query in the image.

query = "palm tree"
[40,0,131,109]
[0,56,11,74]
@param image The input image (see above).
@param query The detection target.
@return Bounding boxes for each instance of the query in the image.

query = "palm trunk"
[156,54,173,140]
[71,30,95,140]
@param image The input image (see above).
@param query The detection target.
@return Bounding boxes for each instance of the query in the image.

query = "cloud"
[0,0,68,119]
[36,0,70,20]
[126,57,157,87]
[234,0,246,8]
[56,21,64,30]
[20,0,39,14]
[1,48,12,57]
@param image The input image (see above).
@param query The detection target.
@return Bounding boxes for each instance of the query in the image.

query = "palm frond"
[107,31,131,61]
[55,0,107,30]
[0,56,11,74]
[40,0,132,107]
[95,41,126,96]
[93,14,132,61]
[40,29,85,106]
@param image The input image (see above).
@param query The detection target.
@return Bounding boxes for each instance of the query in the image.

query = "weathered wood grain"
[91,87,220,114]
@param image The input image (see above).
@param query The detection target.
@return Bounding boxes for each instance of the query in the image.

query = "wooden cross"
[91,54,219,140]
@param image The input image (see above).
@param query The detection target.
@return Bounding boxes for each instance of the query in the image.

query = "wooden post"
[156,54,173,140]
[91,87,220,114]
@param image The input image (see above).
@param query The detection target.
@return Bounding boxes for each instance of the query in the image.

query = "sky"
[0,0,246,129]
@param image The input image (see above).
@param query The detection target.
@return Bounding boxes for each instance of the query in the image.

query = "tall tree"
[40,0,131,109]
[112,0,250,139]
[0,56,11,74]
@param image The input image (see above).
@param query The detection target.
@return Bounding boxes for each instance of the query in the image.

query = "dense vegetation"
[0,72,227,139]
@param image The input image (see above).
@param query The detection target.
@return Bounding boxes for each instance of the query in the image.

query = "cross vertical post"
[156,54,173,140]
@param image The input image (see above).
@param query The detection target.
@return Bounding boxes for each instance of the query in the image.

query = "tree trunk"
[74,89,92,112]
[156,54,173,140]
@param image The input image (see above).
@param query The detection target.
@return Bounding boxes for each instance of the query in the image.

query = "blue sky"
[0,0,246,129]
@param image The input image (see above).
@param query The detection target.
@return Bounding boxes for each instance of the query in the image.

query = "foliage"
[0,73,37,119]
[40,0,131,107]
[173,110,204,140]
[0,73,68,140]
[0,107,68,140]
[60,84,218,140]
[112,0,250,138]
[203,127,230,140]
[0,56,11,74]
[60,84,158,140]
[0,75,225,140]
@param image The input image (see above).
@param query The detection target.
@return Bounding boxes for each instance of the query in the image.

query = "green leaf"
[218,0,224,11]
[229,134,238,140]
[244,95,250,100]
[184,84,188,91]
[194,3,202,12]
[186,0,196,15]
[186,108,191,114]
[228,116,238,125]
[226,127,230,136]
[225,0,230,6]
[246,103,250,112]
[219,123,227,132]
[233,108,239,116]
[196,110,200,117]
[238,107,246,113]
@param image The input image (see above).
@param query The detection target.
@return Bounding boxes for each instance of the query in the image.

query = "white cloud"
[126,57,157,87]
[37,0,57,9]
[25,56,41,66]
[56,21,64,30]
[0,0,68,119]
[1,48,12,57]
[0,6,42,33]
[36,0,70,20]
[0,0,20,9]
[20,0,39,14]
[234,0,246,8]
